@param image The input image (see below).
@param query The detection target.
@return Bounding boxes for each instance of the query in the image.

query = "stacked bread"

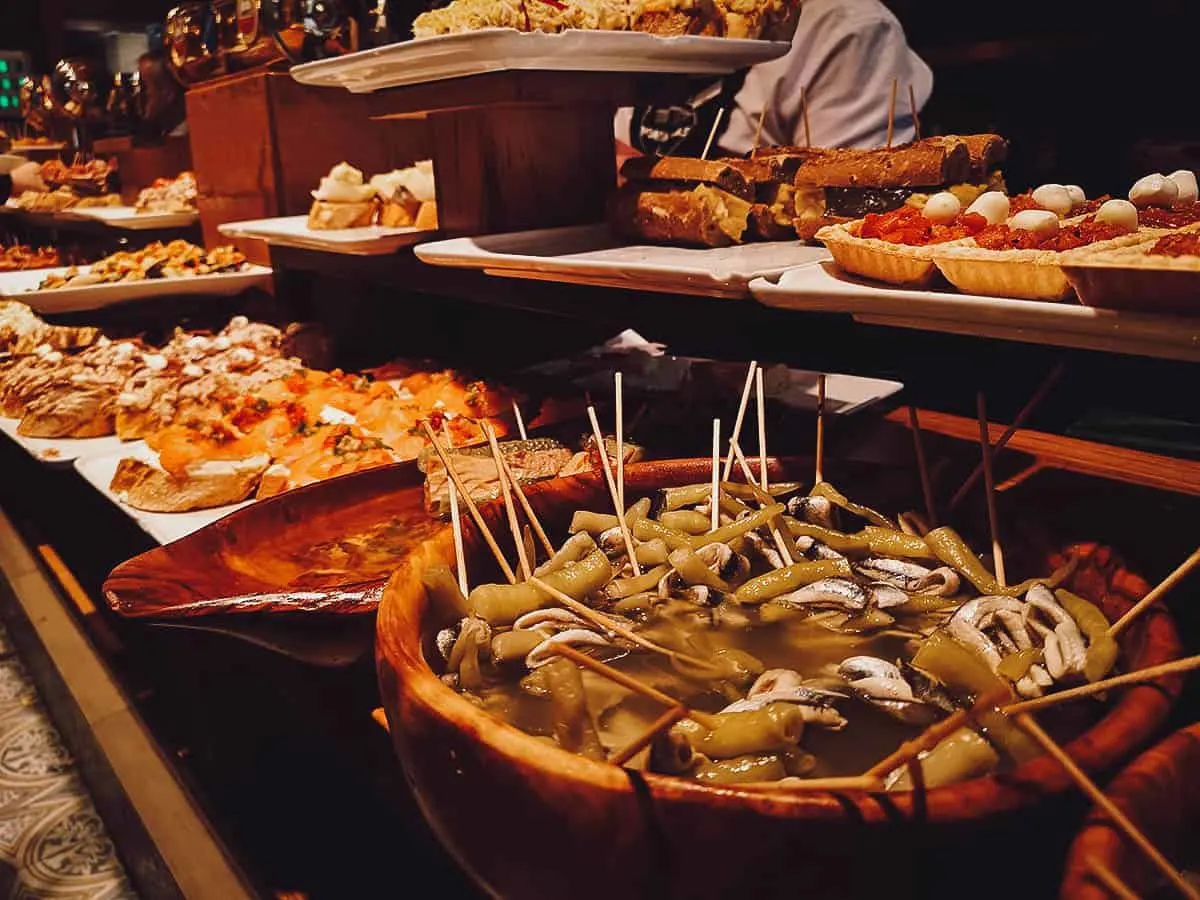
[610,135,1008,248]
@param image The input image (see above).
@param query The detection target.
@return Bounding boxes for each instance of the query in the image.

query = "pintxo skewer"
[907,406,938,527]
[443,423,469,595]
[1002,653,1200,715]
[486,423,532,578]
[422,422,517,584]
[976,392,1008,588]
[710,418,722,532]
[586,406,642,577]
[723,361,758,482]
[1107,547,1200,639]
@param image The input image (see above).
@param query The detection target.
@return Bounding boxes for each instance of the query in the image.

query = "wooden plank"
[887,408,1200,496]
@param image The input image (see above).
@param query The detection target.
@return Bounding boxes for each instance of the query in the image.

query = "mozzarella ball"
[1094,198,1139,233]
[1063,185,1087,210]
[1129,173,1179,209]
[1010,209,1060,236]
[1167,169,1198,207]
[1031,184,1074,217]
[921,191,962,225]
[965,190,1010,225]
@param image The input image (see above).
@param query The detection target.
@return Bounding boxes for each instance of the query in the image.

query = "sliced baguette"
[111,453,269,513]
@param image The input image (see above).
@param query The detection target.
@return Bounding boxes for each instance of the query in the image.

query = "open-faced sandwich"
[308,162,379,230]
[135,171,198,215]
[371,161,438,230]
[0,301,99,355]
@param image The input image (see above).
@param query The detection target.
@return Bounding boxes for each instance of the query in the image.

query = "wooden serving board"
[103,461,445,619]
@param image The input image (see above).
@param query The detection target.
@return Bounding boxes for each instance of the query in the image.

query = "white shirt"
[616,0,932,156]
[720,0,932,154]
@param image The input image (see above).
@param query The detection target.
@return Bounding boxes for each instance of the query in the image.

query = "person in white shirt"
[617,0,932,158]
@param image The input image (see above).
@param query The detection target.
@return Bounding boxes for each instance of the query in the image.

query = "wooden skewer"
[491,447,555,558]
[814,373,826,485]
[731,441,795,565]
[976,392,1007,589]
[615,372,626,515]
[548,642,718,729]
[485,424,531,580]
[755,366,768,492]
[800,85,811,149]
[442,424,469,596]
[886,78,898,149]
[751,99,768,158]
[907,405,938,527]
[908,83,921,141]
[422,422,516,584]
[1016,713,1200,900]
[1086,858,1141,900]
[710,418,721,532]
[1108,548,1200,639]
[512,400,528,440]
[1002,653,1200,716]
[948,362,1065,511]
[587,406,642,577]
[722,360,758,482]
[701,107,726,162]
[865,686,1009,779]
[608,705,688,767]
[735,775,886,794]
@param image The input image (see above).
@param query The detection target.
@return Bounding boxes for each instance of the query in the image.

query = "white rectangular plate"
[0,264,273,314]
[292,29,788,92]
[416,224,830,298]
[56,206,199,230]
[0,417,129,465]
[74,444,249,545]
[749,261,1200,363]
[219,216,428,256]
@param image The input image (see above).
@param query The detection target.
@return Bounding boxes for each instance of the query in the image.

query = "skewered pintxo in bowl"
[377,457,1182,900]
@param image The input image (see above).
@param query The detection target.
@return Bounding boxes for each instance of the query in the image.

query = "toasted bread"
[611,183,753,247]
[307,199,377,230]
[111,453,269,513]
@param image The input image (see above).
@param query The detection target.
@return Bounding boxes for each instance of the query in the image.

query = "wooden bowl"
[1060,723,1200,899]
[376,458,1183,899]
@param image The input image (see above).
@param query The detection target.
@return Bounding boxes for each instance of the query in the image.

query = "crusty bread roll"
[307,199,377,230]
[110,453,270,513]
[620,157,756,200]
[611,184,753,247]
[414,200,438,231]
[793,140,972,189]
[956,134,1008,183]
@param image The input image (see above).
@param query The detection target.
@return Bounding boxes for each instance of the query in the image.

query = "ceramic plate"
[0,264,273,314]
[0,417,130,466]
[416,224,831,299]
[56,206,200,230]
[219,216,429,256]
[750,260,1200,363]
[292,29,788,93]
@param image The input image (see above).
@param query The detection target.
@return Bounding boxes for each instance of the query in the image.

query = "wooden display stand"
[93,135,194,206]
[185,70,433,249]
[370,71,689,237]
[183,66,694,248]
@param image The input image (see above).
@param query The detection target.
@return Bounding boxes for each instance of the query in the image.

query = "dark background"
[3,0,1199,193]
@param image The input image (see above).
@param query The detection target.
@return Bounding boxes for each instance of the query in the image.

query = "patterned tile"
[0,622,136,899]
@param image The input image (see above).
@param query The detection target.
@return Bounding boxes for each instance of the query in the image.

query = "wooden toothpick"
[615,372,626,515]
[722,360,758,482]
[422,422,516,585]
[1016,714,1200,900]
[908,83,921,141]
[800,85,812,149]
[701,108,726,161]
[814,373,826,485]
[976,392,1007,589]
[907,405,937,527]
[586,406,641,576]
[751,100,768,157]
[1002,653,1200,716]
[512,400,528,441]
[1108,547,1200,639]
[886,78,898,148]
[442,424,468,595]
[710,418,722,532]
[485,423,531,580]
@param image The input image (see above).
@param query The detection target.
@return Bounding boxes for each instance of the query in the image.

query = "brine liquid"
[474,607,934,777]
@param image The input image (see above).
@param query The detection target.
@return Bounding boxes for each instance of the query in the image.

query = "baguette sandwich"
[792,134,1008,240]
